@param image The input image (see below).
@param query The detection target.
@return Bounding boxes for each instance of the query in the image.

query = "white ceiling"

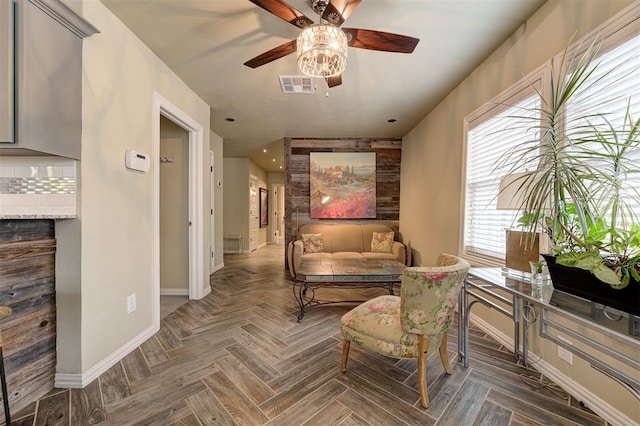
[101,0,545,172]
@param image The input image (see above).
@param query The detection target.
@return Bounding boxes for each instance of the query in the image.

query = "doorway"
[159,118,189,317]
[152,92,205,330]
[272,183,285,244]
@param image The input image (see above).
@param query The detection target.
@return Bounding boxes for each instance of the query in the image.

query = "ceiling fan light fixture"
[296,24,347,78]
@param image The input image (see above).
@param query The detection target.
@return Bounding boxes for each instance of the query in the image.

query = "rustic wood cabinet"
[0,0,98,159]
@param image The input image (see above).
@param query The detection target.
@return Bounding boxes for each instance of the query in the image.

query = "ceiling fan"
[244,0,420,87]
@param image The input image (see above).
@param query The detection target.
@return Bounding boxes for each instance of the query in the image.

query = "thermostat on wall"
[125,150,150,172]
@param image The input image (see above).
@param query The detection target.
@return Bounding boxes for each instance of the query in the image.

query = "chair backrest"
[400,254,470,336]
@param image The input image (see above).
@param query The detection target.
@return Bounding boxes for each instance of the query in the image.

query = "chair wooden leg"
[418,334,430,409]
[439,332,452,375]
[341,339,350,373]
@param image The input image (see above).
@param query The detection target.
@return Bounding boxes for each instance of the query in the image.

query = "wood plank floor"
[10,244,607,426]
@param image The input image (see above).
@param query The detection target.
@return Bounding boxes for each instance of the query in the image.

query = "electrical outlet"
[557,337,573,365]
[127,293,136,314]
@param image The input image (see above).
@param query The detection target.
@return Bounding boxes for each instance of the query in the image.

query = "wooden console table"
[458,267,640,399]
[293,258,406,322]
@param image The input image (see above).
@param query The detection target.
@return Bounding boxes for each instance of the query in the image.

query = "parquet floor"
[11,244,607,425]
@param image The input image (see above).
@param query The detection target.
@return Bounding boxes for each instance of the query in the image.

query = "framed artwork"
[309,152,376,218]
[259,188,269,228]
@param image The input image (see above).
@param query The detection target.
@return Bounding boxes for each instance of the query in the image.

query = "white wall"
[56,0,211,381]
[400,0,637,422]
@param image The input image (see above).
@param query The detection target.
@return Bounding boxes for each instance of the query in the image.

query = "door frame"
[209,150,215,272]
[152,92,205,329]
[272,183,285,243]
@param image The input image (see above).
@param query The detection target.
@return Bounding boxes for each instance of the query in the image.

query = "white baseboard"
[54,323,158,389]
[211,262,224,273]
[160,288,189,296]
[532,357,637,426]
[467,313,634,426]
[202,285,211,298]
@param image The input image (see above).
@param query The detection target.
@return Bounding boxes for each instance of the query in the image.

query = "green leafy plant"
[495,38,640,289]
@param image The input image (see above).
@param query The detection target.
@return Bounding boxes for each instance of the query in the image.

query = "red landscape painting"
[309,152,376,218]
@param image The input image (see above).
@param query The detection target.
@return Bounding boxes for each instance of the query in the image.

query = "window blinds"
[464,95,540,259]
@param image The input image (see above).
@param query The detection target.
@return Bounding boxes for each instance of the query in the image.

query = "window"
[565,33,640,225]
[462,14,639,265]
[464,92,541,261]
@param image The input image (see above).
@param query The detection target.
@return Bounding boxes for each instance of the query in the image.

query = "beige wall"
[249,161,268,247]
[210,130,224,270]
[222,159,269,250]
[400,0,637,421]
[268,172,285,243]
[56,0,211,376]
[223,158,249,250]
[160,117,189,291]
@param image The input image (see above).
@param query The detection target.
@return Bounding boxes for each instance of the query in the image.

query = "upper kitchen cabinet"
[0,0,98,159]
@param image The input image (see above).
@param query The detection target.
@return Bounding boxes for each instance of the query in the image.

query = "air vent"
[279,76,315,94]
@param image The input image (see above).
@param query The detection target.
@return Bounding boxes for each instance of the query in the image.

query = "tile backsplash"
[0,156,77,218]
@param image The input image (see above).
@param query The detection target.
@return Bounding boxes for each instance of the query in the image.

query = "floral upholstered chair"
[340,253,470,408]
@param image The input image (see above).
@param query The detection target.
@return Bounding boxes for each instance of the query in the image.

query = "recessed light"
[272,159,276,162]
[387,118,397,123]
[279,166,283,169]
[225,117,235,122]
[263,149,267,153]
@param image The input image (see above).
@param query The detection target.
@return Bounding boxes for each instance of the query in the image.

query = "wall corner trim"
[54,324,158,389]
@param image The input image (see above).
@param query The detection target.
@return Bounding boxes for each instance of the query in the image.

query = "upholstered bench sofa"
[287,223,406,278]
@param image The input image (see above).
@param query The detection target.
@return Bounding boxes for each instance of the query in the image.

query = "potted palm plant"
[495,38,640,316]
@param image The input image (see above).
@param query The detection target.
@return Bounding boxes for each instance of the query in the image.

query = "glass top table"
[458,267,640,399]
[293,258,406,322]
[467,267,639,341]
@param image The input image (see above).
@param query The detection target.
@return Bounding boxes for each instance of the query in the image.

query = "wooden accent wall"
[0,220,56,421]
[284,138,402,263]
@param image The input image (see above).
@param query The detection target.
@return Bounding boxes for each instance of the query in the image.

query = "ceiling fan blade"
[326,75,342,88]
[244,40,297,68]
[248,0,314,29]
[321,0,362,26]
[343,28,419,53]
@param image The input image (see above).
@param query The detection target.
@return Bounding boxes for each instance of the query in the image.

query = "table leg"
[463,279,470,368]
[292,281,314,323]
[513,295,520,363]
[523,303,530,367]
[458,288,463,362]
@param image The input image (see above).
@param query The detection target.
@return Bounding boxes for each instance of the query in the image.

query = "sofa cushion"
[332,252,365,260]
[371,231,395,253]
[362,252,398,261]
[360,224,396,252]
[303,252,332,261]
[330,224,366,253]
[302,233,323,253]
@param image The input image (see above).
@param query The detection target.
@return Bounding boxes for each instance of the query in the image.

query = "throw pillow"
[302,233,323,253]
[371,231,394,253]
